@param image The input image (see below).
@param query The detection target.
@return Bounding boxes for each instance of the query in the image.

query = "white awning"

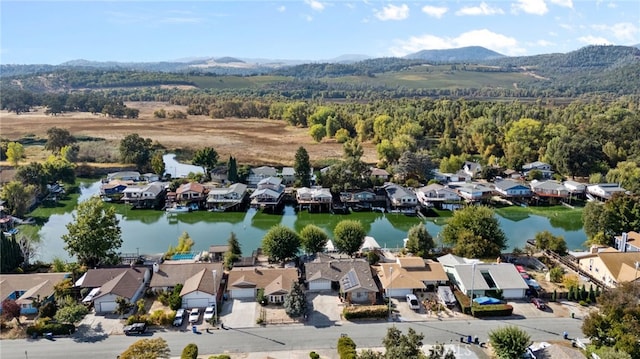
[82,287,100,303]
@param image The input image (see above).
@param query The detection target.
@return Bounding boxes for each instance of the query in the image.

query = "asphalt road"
[3,318,582,359]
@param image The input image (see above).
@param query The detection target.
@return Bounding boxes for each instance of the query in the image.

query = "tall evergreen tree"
[0,232,24,273]
[227,156,238,183]
[294,146,311,187]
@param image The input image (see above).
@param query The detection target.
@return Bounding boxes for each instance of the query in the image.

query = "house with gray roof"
[226,267,298,303]
[122,182,166,208]
[415,183,462,209]
[305,255,377,304]
[280,167,295,185]
[463,161,482,178]
[149,262,223,308]
[530,180,569,199]
[587,183,628,201]
[206,183,248,211]
[522,161,554,179]
[437,254,528,299]
[76,267,150,313]
[447,182,493,202]
[250,177,285,208]
[383,184,418,211]
[493,179,532,198]
[247,166,278,187]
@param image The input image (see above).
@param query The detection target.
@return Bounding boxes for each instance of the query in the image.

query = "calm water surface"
[36,180,588,262]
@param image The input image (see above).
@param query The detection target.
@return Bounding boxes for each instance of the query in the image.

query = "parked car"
[406,294,420,310]
[173,308,185,327]
[123,322,147,335]
[203,306,215,322]
[531,297,547,310]
[188,308,200,323]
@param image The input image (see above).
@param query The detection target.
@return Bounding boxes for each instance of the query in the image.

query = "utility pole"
[388,267,393,320]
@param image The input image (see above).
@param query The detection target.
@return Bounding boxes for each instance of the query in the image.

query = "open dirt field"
[0,102,377,166]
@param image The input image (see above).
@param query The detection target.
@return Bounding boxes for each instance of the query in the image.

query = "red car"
[531,297,547,310]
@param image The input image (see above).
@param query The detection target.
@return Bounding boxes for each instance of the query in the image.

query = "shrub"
[181,343,198,359]
[471,304,513,317]
[549,267,564,283]
[26,322,75,336]
[337,335,357,359]
[208,355,231,359]
[257,288,267,306]
[149,310,175,326]
[342,305,387,320]
[309,351,320,359]
[126,314,150,325]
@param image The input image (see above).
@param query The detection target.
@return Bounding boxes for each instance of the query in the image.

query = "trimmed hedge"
[26,323,75,336]
[453,289,472,314]
[342,305,387,320]
[471,304,513,317]
[337,336,357,359]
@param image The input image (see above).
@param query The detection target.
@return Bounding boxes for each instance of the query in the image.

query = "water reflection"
[36,180,588,262]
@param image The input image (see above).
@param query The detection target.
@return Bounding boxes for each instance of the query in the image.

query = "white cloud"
[512,0,548,15]
[160,17,201,24]
[304,14,313,22]
[305,0,325,12]
[277,5,286,12]
[374,4,409,21]
[456,2,504,16]
[548,0,573,8]
[592,22,638,42]
[535,39,555,46]
[390,29,525,56]
[422,5,447,18]
[578,35,613,45]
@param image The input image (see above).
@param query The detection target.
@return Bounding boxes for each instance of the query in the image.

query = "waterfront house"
[431,170,469,183]
[76,267,150,313]
[226,267,298,303]
[148,262,223,308]
[383,184,418,211]
[247,166,278,187]
[280,167,295,186]
[563,180,586,195]
[576,250,640,288]
[0,272,71,314]
[438,254,528,299]
[296,186,332,212]
[206,183,248,211]
[375,257,449,297]
[614,231,640,252]
[530,180,569,200]
[448,182,493,202]
[176,182,208,203]
[305,254,377,304]
[415,184,462,210]
[250,177,285,209]
[100,180,133,201]
[122,182,166,208]
[208,244,230,262]
[493,179,532,199]
[587,183,627,201]
[522,161,554,179]
[106,171,141,182]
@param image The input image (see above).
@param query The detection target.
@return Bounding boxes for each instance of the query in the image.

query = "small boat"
[166,205,190,213]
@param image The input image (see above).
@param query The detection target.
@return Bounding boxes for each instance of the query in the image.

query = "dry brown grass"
[0,102,378,166]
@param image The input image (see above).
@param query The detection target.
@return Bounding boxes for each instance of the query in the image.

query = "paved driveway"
[220,299,257,328]
[76,312,123,339]
[307,292,343,327]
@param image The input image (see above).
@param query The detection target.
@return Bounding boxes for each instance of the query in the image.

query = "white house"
[448,182,492,202]
[493,179,532,198]
[587,183,627,200]
[415,183,462,208]
[280,167,295,185]
[522,161,554,179]
[247,166,278,187]
[383,184,418,209]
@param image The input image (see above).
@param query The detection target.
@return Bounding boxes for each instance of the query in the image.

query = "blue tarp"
[473,296,501,305]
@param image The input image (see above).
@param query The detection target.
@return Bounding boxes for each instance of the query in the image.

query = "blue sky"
[1,0,638,64]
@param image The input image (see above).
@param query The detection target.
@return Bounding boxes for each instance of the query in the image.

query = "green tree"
[119,133,153,171]
[582,282,640,358]
[60,144,79,163]
[283,281,307,318]
[606,161,640,194]
[549,267,564,283]
[192,147,219,179]
[15,162,49,195]
[382,326,426,359]
[38,301,57,319]
[488,326,532,359]
[294,146,312,187]
[227,156,238,182]
[405,224,434,258]
[582,193,640,246]
[309,124,326,142]
[0,181,35,217]
[6,142,24,166]
[61,196,122,267]
[181,343,198,359]
[503,118,545,169]
[54,302,88,323]
[120,337,171,359]
[45,127,76,154]
[299,224,329,254]
[43,154,76,184]
[395,151,433,183]
[534,231,568,255]
[337,335,357,359]
[376,139,399,166]
[593,346,632,359]
[442,206,506,258]
[261,224,300,265]
[151,152,166,177]
[115,296,134,315]
[334,220,366,257]
[228,231,242,256]
[343,138,364,160]
[439,154,466,173]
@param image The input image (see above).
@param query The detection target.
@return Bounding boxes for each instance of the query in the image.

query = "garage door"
[98,301,117,313]
[388,288,412,298]
[232,288,255,299]
[184,298,211,308]
[309,279,331,291]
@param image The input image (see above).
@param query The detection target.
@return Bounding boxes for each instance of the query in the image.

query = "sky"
[1,0,639,65]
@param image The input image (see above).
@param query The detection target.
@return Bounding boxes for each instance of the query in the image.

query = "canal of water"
[35,179,588,262]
